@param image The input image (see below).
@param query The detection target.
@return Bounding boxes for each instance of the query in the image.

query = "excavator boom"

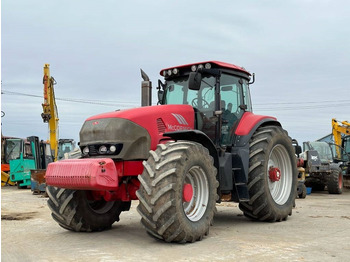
[42,64,59,161]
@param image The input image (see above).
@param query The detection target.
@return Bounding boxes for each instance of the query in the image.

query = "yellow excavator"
[41,64,60,161]
[41,64,76,161]
[331,118,350,186]
[29,64,75,193]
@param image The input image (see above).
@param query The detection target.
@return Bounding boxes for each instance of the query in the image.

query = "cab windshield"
[58,142,74,160]
[307,142,333,162]
[163,75,215,109]
[5,139,22,162]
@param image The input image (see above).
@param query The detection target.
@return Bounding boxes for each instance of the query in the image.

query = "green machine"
[6,136,53,188]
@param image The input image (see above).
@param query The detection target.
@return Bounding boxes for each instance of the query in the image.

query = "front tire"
[239,126,297,221]
[137,141,218,243]
[47,186,124,232]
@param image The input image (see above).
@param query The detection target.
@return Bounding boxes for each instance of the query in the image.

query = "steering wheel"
[191,98,210,109]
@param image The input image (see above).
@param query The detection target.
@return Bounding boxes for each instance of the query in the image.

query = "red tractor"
[46,61,297,243]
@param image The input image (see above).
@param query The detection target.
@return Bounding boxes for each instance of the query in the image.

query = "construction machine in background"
[331,118,350,186]
[4,136,53,189]
[57,139,76,160]
[1,136,16,186]
[36,64,76,192]
[45,61,297,243]
[41,64,76,161]
[292,139,307,198]
[41,64,60,161]
[1,111,16,186]
[301,141,343,194]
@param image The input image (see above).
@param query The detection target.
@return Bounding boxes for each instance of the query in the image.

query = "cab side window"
[220,74,244,145]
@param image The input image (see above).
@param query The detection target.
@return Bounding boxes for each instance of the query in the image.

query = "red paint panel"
[235,112,277,136]
[122,161,144,176]
[86,105,195,151]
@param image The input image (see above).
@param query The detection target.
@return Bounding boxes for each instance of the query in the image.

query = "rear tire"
[47,186,124,232]
[327,168,343,194]
[137,141,218,243]
[239,126,297,221]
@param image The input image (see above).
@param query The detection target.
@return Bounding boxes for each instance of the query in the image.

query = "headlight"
[110,145,116,153]
[82,147,89,155]
[99,145,108,154]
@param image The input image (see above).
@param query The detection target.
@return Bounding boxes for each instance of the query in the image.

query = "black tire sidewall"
[328,168,343,194]
[75,190,122,230]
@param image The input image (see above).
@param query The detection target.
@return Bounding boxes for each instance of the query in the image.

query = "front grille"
[88,145,98,155]
[157,118,166,134]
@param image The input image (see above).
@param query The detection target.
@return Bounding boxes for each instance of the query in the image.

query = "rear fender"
[232,114,281,184]
[234,112,281,147]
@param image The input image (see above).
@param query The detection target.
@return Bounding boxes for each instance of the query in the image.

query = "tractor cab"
[158,61,253,147]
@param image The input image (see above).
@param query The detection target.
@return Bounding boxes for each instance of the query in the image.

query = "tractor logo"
[168,113,191,131]
[311,155,318,161]
[171,113,189,125]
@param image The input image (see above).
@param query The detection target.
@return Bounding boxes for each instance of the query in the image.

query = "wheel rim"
[267,144,293,205]
[183,166,209,222]
[338,172,343,189]
[86,193,115,214]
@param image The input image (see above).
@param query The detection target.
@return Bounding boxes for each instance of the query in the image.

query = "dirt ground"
[1,186,350,262]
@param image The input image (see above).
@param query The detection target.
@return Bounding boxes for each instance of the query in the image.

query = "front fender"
[163,130,219,171]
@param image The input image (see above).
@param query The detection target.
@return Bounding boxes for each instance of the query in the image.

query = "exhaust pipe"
[141,69,152,107]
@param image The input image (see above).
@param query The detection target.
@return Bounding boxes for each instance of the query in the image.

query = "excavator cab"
[57,139,76,160]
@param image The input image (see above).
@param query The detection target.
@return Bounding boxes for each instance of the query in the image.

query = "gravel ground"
[1,186,350,262]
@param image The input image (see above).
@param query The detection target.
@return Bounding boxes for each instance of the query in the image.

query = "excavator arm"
[42,64,59,161]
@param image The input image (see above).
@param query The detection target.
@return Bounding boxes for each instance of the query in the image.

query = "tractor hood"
[79,105,195,160]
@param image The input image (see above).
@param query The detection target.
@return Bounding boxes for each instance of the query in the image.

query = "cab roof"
[160,61,250,76]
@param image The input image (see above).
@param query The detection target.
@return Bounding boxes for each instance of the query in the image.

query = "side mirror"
[158,90,164,104]
[295,145,302,156]
[188,72,202,90]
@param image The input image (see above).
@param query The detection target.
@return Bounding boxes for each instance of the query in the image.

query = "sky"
[1,0,350,146]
